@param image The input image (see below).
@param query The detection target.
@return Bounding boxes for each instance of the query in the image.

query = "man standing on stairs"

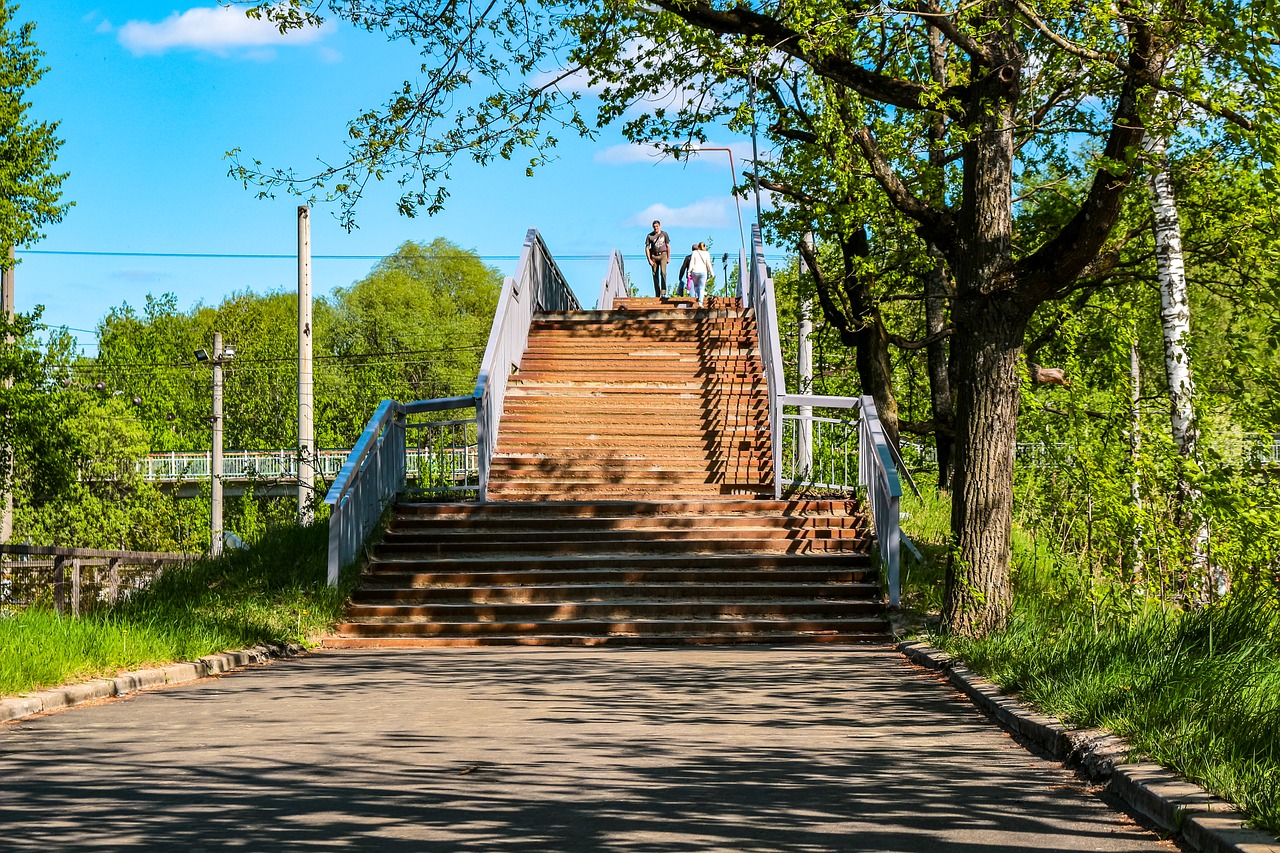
[645,220,671,298]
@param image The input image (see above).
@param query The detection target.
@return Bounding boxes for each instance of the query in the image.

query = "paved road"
[0,646,1170,852]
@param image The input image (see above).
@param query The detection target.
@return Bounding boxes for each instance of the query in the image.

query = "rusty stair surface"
[489,296,771,501]
[326,297,887,647]
[325,499,886,647]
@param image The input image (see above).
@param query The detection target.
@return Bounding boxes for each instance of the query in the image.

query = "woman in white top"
[688,242,714,308]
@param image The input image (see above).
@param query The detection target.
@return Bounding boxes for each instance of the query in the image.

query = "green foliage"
[0,2,70,251]
[906,491,1280,837]
[0,522,353,696]
[11,239,497,551]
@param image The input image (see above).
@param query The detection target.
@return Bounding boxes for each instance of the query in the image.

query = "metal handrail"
[751,232,903,605]
[599,249,628,309]
[748,225,788,500]
[322,396,479,584]
[474,228,579,498]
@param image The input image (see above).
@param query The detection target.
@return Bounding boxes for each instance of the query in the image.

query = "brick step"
[498,421,767,435]
[506,382,765,394]
[394,499,859,518]
[483,490,776,502]
[484,470,773,485]
[389,513,866,532]
[483,479,775,492]
[476,463,777,481]
[343,599,882,623]
[377,535,870,558]
[494,404,762,417]
[504,386,765,397]
[322,631,888,648]
[521,344,758,354]
[351,581,881,603]
[382,526,870,547]
[512,374,763,386]
[361,570,874,591]
[332,616,886,639]
[515,360,763,372]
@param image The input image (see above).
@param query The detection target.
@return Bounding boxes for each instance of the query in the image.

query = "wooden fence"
[0,545,199,617]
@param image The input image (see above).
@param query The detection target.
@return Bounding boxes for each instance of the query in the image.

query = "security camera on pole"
[195,335,235,556]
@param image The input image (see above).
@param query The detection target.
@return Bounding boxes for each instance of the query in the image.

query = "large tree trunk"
[944,293,1030,636]
[924,247,955,490]
[942,65,1022,637]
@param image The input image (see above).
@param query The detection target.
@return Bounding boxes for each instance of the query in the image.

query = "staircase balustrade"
[323,396,478,585]
[598,249,628,309]
[748,226,904,606]
[475,228,580,496]
[324,228,580,585]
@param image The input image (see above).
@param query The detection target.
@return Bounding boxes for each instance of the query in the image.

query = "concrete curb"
[897,640,1280,853]
[0,644,304,725]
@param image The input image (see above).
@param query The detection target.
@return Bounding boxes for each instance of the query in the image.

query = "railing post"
[108,557,120,605]
[71,558,81,617]
[52,555,65,614]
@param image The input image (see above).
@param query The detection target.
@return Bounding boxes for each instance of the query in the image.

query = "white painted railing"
[323,228,583,584]
[598,249,628,309]
[745,225,788,500]
[323,396,478,585]
[747,225,904,606]
[474,228,580,496]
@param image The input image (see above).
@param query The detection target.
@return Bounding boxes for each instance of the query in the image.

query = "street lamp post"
[681,143,746,261]
[195,334,235,557]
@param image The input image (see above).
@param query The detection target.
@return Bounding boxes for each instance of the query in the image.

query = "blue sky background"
[16,2,773,354]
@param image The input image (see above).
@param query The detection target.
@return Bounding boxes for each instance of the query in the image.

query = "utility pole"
[798,233,815,479]
[196,334,234,556]
[297,206,315,525]
[211,332,225,557]
[1,246,14,545]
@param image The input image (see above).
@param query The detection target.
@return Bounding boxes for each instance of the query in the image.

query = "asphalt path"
[0,646,1173,851]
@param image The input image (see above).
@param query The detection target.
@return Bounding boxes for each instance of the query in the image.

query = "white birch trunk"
[1144,131,1222,597]
[1130,338,1144,582]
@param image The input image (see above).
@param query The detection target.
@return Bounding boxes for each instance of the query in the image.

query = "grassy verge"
[0,522,356,697]
[900,490,1280,837]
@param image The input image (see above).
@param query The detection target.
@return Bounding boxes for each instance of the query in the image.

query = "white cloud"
[593,143,669,165]
[117,6,325,57]
[624,198,730,229]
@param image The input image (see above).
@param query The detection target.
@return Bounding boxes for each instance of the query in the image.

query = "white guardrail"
[323,228,582,584]
[746,225,906,606]
[598,249,628,309]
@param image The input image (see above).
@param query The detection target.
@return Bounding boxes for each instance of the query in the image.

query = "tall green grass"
[902,490,1280,837]
[0,522,354,697]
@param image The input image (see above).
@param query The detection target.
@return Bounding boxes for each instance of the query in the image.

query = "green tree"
[0,2,70,253]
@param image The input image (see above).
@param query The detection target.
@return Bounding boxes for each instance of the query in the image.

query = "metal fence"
[0,545,197,616]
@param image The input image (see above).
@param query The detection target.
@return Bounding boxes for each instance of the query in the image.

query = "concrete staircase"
[326,500,887,647]
[488,296,771,501]
[325,297,888,648]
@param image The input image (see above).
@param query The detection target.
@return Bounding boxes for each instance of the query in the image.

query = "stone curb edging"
[897,640,1280,853]
[0,644,305,725]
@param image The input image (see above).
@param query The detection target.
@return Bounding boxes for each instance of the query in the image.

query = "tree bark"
[942,55,1023,637]
[944,293,1030,636]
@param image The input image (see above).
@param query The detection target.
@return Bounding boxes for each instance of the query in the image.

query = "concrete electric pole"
[196,334,234,556]
[297,206,315,525]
